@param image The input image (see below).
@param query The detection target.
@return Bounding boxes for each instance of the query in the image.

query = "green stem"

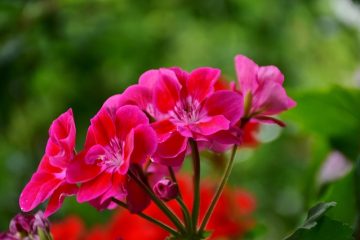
[168,167,193,232]
[128,170,186,234]
[199,144,238,232]
[111,198,180,237]
[190,139,201,233]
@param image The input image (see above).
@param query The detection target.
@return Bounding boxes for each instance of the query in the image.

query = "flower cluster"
[19,54,295,239]
[51,175,255,240]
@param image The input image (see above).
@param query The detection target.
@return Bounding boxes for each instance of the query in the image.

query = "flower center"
[169,96,202,124]
[101,138,125,173]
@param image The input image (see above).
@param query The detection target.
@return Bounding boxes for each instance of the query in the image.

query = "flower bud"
[153,178,178,201]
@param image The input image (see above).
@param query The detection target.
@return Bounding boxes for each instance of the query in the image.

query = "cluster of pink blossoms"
[19,55,295,238]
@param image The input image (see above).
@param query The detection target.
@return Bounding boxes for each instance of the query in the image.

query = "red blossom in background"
[51,175,256,240]
[19,109,78,217]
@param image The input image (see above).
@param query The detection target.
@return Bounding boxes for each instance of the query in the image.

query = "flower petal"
[19,172,62,212]
[191,115,230,136]
[115,105,149,140]
[44,183,78,217]
[235,55,259,93]
[100,173,127,204]
[66,151,102,183]
[129,124,157,165]
[153,69,181,113]
[203,90,244,125]
[187,67,220,102]
[77,172,112,203]
[155,131,187,159]
[126,175,151,213]
[89,108,116,146]
[151,119,177,142]
[258,65,284,84]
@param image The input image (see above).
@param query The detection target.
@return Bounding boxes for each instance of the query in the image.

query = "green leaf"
[283,86,360,159]
[284,202,354,240]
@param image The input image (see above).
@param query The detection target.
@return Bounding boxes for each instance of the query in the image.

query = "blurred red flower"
[51,176,255,240]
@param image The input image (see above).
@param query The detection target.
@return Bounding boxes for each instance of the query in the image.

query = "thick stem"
[128,170,186,234]
[199,144,238,232]
[190,139,201,233]
[111,198,180,237]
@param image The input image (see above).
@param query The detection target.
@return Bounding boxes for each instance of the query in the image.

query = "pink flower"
[234,55,296,125]
[66,105,157,213]
[19,109,78,217]
[115,67,244,166]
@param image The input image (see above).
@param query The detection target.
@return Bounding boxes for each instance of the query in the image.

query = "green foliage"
[285,202,353,240]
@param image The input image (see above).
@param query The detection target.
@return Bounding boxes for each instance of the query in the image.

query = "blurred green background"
[1,0,360,239]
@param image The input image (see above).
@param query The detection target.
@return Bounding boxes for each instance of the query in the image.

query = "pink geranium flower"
[19,109,78,217]
[114,67,244,166]
[66,105,157,213]
[235,55,296,125]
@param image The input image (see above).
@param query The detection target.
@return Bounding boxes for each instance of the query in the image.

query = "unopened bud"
[153,178,178,201]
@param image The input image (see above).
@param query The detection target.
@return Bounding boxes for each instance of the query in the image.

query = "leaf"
[284,202,354,240]
[283,86,360,159]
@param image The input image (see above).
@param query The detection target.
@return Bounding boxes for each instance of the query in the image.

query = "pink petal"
[151,119,177,142]
[121,85,153,111]
[155,131,187,158]
[139,69,161,89]
[153,69,181,113]
[100,173,127,204]
[44,183,78,217]
[126,175,151,213]
[258,66,284,84]
[38,155,62,174]
[66,151,102,183]
[153,148,187,167]
[252,81,296,115]
[203,90,244,125]
[102,94,123,112]
[115,105,149,140]
[90,108,116,146]
[129,124,157,165]
[187,67,220,102]
[77,172,112,203]
[19,172,62,212]
[191,115,230,136]
[46,109,76,168]
[235,55,259,93]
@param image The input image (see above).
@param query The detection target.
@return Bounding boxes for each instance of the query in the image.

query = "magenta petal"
[44,183,78,217]
[187,67,220,102]
[253,81,296,115]
[100,173,126,204]
[19,172,62,212]
[38,155,62,174]
[115,105,149,140]
[191,115,230,136]
[235,55,259,93]
[258,65,284,84]
[126,175,151,213]
[77,172,112,203]
[203,90,244,125]
[102,94,123,112]
[121,85,153,111]
[153,69,181,113]
[139,69,161,89]
[129,124,157,165]
[153,148,187,167]
[151,119,177,142]
[66,151,102,184]
[155,131,187,158]
[90,108,116,146]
